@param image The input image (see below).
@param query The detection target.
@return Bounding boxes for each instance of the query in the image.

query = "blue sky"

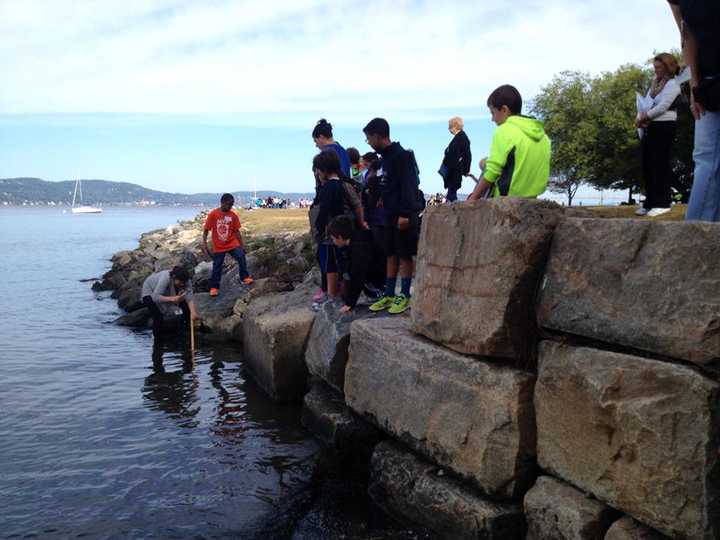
[0,0,679,196]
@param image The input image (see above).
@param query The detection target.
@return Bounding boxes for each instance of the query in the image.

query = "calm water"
[0,207,410,540]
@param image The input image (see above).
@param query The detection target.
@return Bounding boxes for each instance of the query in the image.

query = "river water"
[0,207,427,540]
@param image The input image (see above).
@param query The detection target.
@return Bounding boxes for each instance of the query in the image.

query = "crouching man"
[141,266,198,336]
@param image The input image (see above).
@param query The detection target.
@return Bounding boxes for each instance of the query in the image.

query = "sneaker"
[388,294,410,315]
[634,207,649,216]
[647,207,671,217]
[369,295,394,312]
[313,288,326,302]
[242,276,254,286]
[209,288,219,297]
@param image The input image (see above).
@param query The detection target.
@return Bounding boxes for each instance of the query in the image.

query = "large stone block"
[242,286,315,401]
[411,198,563,360]
[537,218,720,367]
[305,302,388,393]
[345,317,537,499]
[369,441,526,540]
[536,341,720,540]
[604,517,669,540]
[301,382,382,460]
[524,476,618,540]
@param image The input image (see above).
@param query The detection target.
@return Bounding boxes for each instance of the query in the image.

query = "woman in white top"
[636,53,682,217]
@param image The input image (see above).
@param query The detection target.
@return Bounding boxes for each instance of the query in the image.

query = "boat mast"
[72,179,78,207]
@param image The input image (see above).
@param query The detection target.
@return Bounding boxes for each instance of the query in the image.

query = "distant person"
[439,116,472,202]
[363,118,424,315]
[467,85,551,200]
[668,0,720,222]
[635,53,682,217]
[313,150,350,303]
[142,266,198,337]
[202,193,253,297]
[328,215,385,313]
[312,119,351,178]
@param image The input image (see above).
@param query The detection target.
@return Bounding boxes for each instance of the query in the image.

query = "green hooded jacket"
[484,115,551,198]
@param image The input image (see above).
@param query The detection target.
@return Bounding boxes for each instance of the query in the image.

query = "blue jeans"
[686,110,720,222]
[210,247,249,289]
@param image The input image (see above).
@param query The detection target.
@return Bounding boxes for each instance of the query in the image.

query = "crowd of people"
[142,1,719,336]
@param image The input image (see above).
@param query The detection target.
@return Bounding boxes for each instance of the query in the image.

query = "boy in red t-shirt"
[202,193,253,297]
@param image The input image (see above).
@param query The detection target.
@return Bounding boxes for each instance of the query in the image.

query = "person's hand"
[191,313,200,322]
[479,158,487,171]
[362,221,370,230]
[174,291,186,303]
[397,217,410,231]
[204,245,213,257]
[690,87,705,121]
[339,305,352,314]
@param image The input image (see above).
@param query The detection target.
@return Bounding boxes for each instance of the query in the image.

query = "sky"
[0,0,680,198]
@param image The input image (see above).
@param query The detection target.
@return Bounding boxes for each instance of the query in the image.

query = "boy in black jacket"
[328,215,383,313]
[363,117,424,315]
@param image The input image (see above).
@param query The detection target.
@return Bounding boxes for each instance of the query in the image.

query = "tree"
[532,71,595,206]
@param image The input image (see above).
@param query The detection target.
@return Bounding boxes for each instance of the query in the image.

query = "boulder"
[301,382,382,461]
[305,302,389,393]
[114,307,150,327]
[411,198,563,361]
[604,517,669,540]
[524,476,618,540]
[242,285,316,401]
[369,441,526,540]
[117,286,141,311]
[345,317,537,499]
[536,341,720,540]
[537,218,720,367]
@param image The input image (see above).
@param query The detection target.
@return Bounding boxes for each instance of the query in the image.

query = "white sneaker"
[635,207,649,216]
[647,207,671,217]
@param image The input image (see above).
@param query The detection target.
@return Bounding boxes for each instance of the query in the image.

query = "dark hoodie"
[378,142,423,218]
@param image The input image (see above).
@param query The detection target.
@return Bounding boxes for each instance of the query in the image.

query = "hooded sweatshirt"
[484,115,551,198]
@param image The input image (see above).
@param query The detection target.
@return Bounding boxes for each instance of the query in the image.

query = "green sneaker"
[388,294,410,314]
[369,295,394,312]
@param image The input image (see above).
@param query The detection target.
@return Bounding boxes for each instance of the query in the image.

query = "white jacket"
[646,78,681,122]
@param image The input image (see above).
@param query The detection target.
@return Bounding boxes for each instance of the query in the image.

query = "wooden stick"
[190,317,195,353]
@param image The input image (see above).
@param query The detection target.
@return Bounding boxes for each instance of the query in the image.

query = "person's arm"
[202,213,213,256]
[467,178,493,201]
[186,298,199,321]
[397,152,421,219]
[153,273,182,303]
[645,80,681,120]
[315,184,331,240]
[233,214,243,248]
[467,129,510,201]
[342,182,367,229]
[683,24,704,119]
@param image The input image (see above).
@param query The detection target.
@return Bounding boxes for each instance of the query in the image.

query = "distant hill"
[0,178,314,206]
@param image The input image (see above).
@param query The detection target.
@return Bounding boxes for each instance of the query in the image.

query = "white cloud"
[0,0,680,118]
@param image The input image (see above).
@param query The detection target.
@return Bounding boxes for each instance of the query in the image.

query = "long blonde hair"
[650,53,680,97]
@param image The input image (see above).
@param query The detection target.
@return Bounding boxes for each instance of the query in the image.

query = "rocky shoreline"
[97,201,720,540]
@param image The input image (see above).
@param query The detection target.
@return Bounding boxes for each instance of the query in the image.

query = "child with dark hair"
[312,119,351,178]
[468,85,551,200]
[142,265,198,336]
[313,150,348,303]
[328,215,384,313]
[202,193,253,297]
[363,117,424,315]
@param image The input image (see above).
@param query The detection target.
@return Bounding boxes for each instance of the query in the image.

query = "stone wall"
[301,199,720,540]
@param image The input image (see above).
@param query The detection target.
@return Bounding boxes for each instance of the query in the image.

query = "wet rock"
[604,517,669,540]
[301,382,382,461]
[114,307,150,327]
[369,441,526,540]
[537,218,720,367]
[535,341,720,540]
[411,198,562,362]
[524,476,618,540]
[242,285,316,401]
[305,303,388,393]
[345,317,537,499]
[117,286,141,311]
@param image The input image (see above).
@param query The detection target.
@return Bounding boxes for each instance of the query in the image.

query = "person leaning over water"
[635,53,682,218]
[439,116,472,202]
[467,85,550,201]
[142,266,198,337]
[202,193,254,297]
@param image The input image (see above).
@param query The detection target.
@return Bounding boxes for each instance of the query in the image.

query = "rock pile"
[300,199,720,540]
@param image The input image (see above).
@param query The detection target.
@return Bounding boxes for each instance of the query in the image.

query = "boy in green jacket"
[468,85,550,200]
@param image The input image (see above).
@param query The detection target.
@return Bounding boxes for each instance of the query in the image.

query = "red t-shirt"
[204,209,241,252]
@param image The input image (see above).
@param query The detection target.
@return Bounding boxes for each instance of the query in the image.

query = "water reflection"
[142,339,200,425]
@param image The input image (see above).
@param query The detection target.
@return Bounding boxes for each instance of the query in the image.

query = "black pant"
[446,186,459,202]
[142,296,189,336]
[642,121,676,209]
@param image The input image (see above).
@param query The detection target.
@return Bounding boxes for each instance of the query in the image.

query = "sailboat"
[71,179,102,214]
